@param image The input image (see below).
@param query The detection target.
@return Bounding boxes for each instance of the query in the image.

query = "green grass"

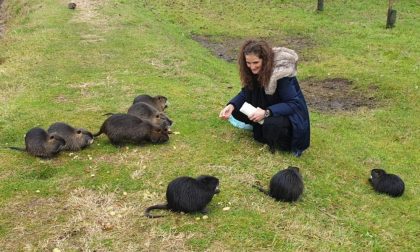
[0,0,419,251]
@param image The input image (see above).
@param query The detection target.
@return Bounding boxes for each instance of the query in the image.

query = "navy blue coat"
[229,77,310,156]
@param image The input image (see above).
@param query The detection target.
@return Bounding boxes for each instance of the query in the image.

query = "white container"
[239,102,264,125]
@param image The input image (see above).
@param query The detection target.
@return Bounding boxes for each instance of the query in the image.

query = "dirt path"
[67,0,109,43]
[69,0,107,26]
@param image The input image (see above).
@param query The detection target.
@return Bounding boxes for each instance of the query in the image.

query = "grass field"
[0,0,419,251]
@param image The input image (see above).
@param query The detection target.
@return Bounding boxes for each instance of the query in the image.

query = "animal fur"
[94,113,169,146]
[265,47,298,95]
[127,102,173,129]
[132,94,168,111]
[145,175,220,218]
[369,169,405,197]
[9,127,66,158]
[254,166,303,202]
[47,122,94,151]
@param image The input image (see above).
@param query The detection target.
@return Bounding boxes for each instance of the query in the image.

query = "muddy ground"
[192,35,378,113]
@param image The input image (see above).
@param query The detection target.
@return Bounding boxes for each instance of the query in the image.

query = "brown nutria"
[9,127,66,158]
[369,169,405,197]
[254,166,304,202]
[67,3,76,10]
[68,3,76,9]
[132,94,168,111]
[47,122,94,151]
[93,113,169,146]
[128,102,173,129]
[145,175,220,218]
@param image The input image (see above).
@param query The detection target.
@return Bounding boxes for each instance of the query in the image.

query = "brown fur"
[47,122,94,151]
[132,94,168,111]
[9,127,66,158]
[128,102,172,129]
[94,114,169,146]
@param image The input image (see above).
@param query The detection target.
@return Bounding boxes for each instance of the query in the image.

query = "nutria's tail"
[7,146,26,152]
[144,204,168,218]
[93,129,103,137]
[252,184,270,196]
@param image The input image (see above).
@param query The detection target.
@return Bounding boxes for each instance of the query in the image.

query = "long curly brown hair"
[238,40,274,89]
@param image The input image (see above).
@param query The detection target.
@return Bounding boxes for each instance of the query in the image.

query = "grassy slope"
[0,0,418,251]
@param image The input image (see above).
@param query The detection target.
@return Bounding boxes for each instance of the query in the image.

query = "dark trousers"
[232,110,292,152]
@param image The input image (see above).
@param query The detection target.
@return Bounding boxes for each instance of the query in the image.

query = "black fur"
[132,94,168,111]
[262,116,292,153]
[145,175,220,218]
[255,166,304,202]
[128,102,173,129]
[94,113,169,146]
[47,122,94,151]
[9,127,66,158]
[369,169,405,197]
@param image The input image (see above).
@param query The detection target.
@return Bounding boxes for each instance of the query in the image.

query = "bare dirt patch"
[192,34,316,63]
[67,0,109,44]
[68,0,107,26]
[300,77,378,112]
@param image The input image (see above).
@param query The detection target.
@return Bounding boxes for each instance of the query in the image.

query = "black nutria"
[47,122,94,151]
[145,175,220,218]
[262,117,292,153]
[369,169,405,197]
[93,113,169,146]
[254,166,304,202]
[128,102,173,129]
[9,127,66,158]
[132,94,168,111]
[68,3,76,9]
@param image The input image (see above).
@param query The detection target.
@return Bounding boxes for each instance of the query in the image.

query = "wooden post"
[386,0,397,28]
[317,0,324,11]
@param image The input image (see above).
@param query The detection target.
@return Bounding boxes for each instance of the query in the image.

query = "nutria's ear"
[288,166,300,172]
[371,168,385,176]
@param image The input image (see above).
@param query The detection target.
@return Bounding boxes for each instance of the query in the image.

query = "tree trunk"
[317,0,324,11]
[386,8,397,28]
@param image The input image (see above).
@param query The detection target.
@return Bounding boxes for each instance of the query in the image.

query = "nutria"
[68,3,76,9]
[128,102,173,129]
[132,94,168,111]
[254,166,304,202]
[9,127,66,158]
[94,113,169,146]
[47,122,94,151]
[369,169,405,197]
[262,116,292,153]
[145,175,220,218]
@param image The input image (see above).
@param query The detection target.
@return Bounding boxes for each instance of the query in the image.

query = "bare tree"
[317,0,324,11]
[386,0,397,28]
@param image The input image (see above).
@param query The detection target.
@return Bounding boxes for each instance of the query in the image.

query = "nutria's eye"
[76,130,82,134]
[155,115,160,118]
[49,135,55,140]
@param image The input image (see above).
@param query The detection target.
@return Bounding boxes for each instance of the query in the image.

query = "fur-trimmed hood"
[265,47,298,95]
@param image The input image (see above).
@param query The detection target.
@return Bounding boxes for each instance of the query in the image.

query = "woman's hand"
[219,104,234,120]
[249,107,265,123]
